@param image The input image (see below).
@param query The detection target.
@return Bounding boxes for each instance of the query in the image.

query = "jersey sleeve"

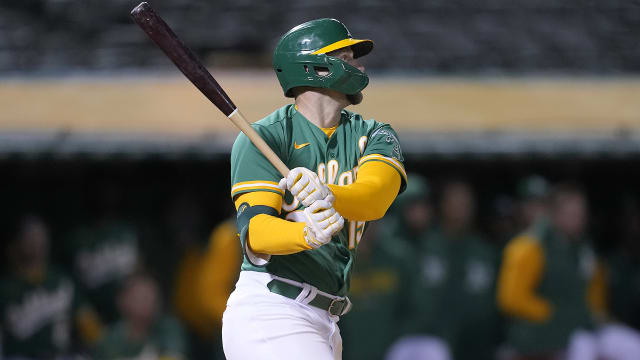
[230,125,286,199]
[359,123,407,193]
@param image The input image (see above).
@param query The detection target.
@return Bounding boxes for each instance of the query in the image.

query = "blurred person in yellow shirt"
[173,217,241,359]
[497,183,606,359]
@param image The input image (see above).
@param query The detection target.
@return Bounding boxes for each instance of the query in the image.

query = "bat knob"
[131,2,151,17]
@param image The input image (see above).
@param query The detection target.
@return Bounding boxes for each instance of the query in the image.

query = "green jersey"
[230,104,406,297]
[65,220,138,323]
[341,229,413,360]
[405,227,501,360]
[607,250,640,330]
[0,268,81,358]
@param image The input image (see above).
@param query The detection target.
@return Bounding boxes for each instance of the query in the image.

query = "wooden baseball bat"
[131,2,290,176]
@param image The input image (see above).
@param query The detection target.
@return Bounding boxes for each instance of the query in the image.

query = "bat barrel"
[131,2,237,116]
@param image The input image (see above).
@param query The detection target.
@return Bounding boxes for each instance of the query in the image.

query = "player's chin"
[347,92,363,105]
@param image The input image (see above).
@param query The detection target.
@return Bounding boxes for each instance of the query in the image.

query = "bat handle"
[228,109,290,177]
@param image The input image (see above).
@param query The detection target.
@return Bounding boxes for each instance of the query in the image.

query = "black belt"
[267,278,351,316]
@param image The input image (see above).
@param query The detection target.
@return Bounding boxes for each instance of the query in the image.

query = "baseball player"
[222,18,407,360]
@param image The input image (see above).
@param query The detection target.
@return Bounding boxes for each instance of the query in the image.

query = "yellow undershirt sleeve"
[234,192,311,255]
[497,235,553,322]
[587,261,608,319]
[328,161,401,221]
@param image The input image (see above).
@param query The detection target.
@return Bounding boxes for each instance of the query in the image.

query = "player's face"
[327,47,365,73]
[120,277,159,326]
[441,182,475,230]
[17,217,49,266]
[405,200,432,233]
[553,193,587,239]
[325,47,366,105]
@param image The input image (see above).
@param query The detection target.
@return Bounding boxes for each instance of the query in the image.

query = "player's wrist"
[303,225,325,249]
[302,200,344,249]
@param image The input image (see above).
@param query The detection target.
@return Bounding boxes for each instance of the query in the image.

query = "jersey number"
[349,220,366,249]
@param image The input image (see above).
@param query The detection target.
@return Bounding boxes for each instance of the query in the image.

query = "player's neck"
[295,89,347,129]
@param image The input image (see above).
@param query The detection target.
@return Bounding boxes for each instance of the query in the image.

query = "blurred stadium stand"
[1,0,639,159]
[0,0,638,73]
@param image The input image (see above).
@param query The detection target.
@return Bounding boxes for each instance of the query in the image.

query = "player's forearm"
[328,161,400,221]
[247,214,310,255]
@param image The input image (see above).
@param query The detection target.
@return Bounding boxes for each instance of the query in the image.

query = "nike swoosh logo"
[294,142,310,150]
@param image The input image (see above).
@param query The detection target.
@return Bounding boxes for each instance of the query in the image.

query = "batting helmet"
[273,18,373,97]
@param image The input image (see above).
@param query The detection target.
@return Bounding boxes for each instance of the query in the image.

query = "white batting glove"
[302,198,344,249]
[279,167,333,207]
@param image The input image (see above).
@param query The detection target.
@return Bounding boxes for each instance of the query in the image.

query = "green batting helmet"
[273,18,373,97]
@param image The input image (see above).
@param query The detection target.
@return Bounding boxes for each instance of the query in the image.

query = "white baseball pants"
[222,271,343,360]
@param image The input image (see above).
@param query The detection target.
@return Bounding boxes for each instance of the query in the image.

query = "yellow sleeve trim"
[234,191,282,213]
[231,180,284,198]
[359,154,407,183]
[497,235,553,323]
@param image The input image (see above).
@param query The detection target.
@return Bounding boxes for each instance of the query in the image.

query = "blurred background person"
[487,194,518,248]
[94,272,186,360]
[606,197,640,331]
[340,219,414,360]
[388,179,501,360]
[63,182,140,324]
[382,174,434,255]
[516,175,551,232]
[595,197,640,360]
[1,215,102,359]
[171,191,241,360]
[497,183,606,360]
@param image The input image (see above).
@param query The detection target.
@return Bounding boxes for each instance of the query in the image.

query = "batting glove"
[302,198,344,249]
[279,167,333,207]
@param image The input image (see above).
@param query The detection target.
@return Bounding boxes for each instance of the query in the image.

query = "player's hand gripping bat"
[131,2,290,176]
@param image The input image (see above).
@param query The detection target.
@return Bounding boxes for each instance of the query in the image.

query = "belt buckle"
[327,298,345,316]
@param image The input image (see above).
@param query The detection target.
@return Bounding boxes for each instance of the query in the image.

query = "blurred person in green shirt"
[1,215,102,359]
[94,272,186,360]
[340,220,413,360]
[341,174,433,360]
[607,198,640,331]
[63,182,139,324]
[388,180,501,360]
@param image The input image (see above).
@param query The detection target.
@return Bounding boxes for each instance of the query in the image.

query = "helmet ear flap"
[274,53,368,97]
